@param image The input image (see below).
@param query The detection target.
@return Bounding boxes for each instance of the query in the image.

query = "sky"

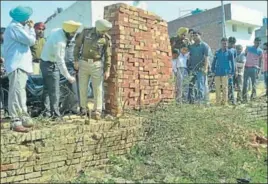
[1,1,267,27]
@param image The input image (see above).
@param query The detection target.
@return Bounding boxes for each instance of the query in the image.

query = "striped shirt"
[245,46,263,68]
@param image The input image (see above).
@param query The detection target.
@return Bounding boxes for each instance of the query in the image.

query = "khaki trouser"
[78,59,103,112]
[32,62,40,75]
[215,76,228,106]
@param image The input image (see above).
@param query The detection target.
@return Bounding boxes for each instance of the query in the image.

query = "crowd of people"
[0,6,112,132]
[0,6,267,133]
[171,27,267,106]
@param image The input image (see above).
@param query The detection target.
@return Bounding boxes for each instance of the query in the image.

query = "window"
[248,27,253,34]
[232,24,237,32]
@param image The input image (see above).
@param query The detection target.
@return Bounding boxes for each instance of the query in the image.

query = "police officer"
[30,22,46,75]
[74,19,112,120]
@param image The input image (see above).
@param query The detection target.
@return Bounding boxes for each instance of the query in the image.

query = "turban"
[95,19,112,32]
[177,27,189,37]
[9,6,33,22]
[62,20,82,33]
[34,22,46,30]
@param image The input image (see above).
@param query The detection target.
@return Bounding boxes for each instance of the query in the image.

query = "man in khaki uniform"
[30,22,46,75]
[74,19,112,120]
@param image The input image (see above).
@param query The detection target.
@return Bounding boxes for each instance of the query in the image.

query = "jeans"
[188,71,206,104]
[228,76,235,104]
[40,61,61,117]
[242,67,258,101]
[264,71,268,95]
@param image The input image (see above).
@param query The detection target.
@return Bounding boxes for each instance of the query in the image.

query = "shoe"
[79,107,88,116]
[12,125,29,133]
[21,116,34,128]
[10,120,29,133]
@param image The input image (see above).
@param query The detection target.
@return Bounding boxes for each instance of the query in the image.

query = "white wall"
[44,1,92,37]
[225,21,258,50]
[231,3,263,27]
[44,1,138,37]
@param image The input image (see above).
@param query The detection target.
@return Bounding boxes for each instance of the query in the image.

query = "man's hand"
[68,76,76,84]
[74,61,79,71]
[104,71,110,80]
[228,74,233,78]
[27,20,34,28]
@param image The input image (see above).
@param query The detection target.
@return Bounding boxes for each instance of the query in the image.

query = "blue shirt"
[3,20,36,74]
[212,48,235,76]
[188,41,209,70]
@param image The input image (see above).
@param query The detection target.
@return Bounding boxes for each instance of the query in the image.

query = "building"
[168,3,263,52]
[255,18,268,47]
[44,1,136,37]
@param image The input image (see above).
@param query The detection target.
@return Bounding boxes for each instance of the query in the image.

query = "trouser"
[264,71,268,95]
[8,69,29,126]
[242,67,258,101]
[204,75,210,104]
[228,76,235,103]
[175,67,189,102]
[32,62,41,75]
[236,75,243,102]
[78,59,103,112]
[40,61,61,117]
[0,76,9,113]
[188,70,206,104]
[215,76,228,105]
[60,80,79,113]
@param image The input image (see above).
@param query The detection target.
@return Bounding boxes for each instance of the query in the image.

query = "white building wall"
[44,1,136,37]
[44,1,92,37]
[225,21,259,50]
[230,3,263,27]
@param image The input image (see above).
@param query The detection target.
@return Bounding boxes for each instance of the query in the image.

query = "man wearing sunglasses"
[30,22,46,75]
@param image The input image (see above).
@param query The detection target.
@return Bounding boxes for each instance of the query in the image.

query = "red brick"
[0,164,17,171]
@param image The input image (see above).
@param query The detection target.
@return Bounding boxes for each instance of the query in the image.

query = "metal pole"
[221,0,226,37]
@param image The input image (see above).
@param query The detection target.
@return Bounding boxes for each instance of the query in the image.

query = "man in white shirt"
[3,6,36,132]
[40,20,81,119]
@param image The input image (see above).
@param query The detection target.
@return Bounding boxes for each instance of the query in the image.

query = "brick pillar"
[104,3,174,116]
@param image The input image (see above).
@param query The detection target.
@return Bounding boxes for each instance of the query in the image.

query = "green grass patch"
[67,103,267,183]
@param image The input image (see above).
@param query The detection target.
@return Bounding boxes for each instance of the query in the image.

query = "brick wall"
[168,4,232,52]
[103,3,174,116]
[245,102,267,122]
[0,117,145,183]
